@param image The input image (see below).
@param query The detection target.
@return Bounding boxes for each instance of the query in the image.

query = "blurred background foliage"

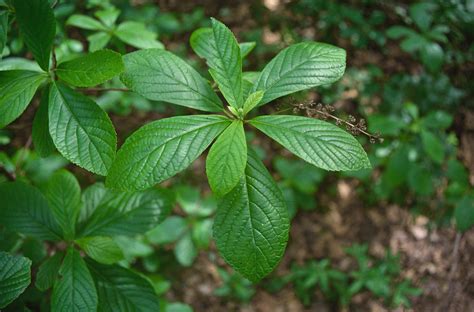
[1,0,473,311]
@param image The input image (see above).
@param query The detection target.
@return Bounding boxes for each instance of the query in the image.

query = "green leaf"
[190,19,243,108]
[49,81,117,175]
[0,252,31,308]
[32,85,56,157]
[87,32,112,52]
[35,251,64,291]
[252,42,346,106]
[115,21,164,49]
[13,0,56,71]
[121,49,223,112]
[146,216,187,245]
[420,42,444,73]
[86,259,160,312]
[242,91,264,115]
[52,248,98,312]
[67,15,106,31]
[420,130,444,164]
[213,149,289,282]
[76,236,123,265]
[106,115,230,191]
[78,188,173,237]
[239,42,256,59]
[56,50,125,87]
[80,183,107,223]
[455,195,474,232]
[45,170,82,240]
[0,11,8,58]
[0,181,62,240]
[174,232,198,267]
[95,8,120,28]
[0,70,46,128]
[386,26,416,39]
[0,250,30,294]
[250,115,370,171]
[206,120,247,196]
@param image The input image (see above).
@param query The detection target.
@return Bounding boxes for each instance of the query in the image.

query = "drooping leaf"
[206,120,247,196]
[213,149,289,282]
[13,0,56,71]
[120,49,223,112]
[0,11,8,58]
[86,259,160,312]
[115,21,164,49]
[78,188,173,237]
[250,115,370,171]
[0,70,46,128]
[190,19,243,108]
[32,85,56,157]
[66,15,106,31]
[0,181,62,240]
[51,248,98,312]
[455,195,474,233]
[48,81,117,175]
[106,115,230,191]
[76,236,123,265]
[35,251,64,291]
[56,50,125,87]
[0,252,31,308]
[252,42,346,106]
[45,170,82,240]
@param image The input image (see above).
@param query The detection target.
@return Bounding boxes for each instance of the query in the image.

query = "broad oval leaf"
[86,259,160,312]
[206,120,247,196]
[0,70,46,128]
[66,15,106,31]
[120,49,223,112]
[78,188,173,237]
[0,252,32,308]
[45,170,82,240]
[115,21,164,49]
[32,86,56,157]
[13,0,56,71]
[250,115,370,171]
[76,236,123,265]
[35,251,64,292]
[252,42,346,106]
[213,149,289,282]
[49,81,117,175]
[80,183,107,223]
[106,115,230,191]
[51,248,98,312]
[87,32,112,52]
[0,181,62,240]
[56,50,125,87]
[190,19,243,108]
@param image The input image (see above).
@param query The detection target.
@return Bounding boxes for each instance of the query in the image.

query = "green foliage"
[49,81,117,175]
[214,268,256,302]
[213,150,289,282]
[56,49,124,87]
[13,0,55,71]
[267,245,421,308]
[0,252,31,308]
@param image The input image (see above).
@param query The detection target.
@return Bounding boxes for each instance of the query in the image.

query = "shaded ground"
[164,177,474,311]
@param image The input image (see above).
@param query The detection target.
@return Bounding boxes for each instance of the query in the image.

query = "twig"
[294,101,383,143]
[443,232,462,312]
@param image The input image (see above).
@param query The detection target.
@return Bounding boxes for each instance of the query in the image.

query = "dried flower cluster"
[292,101,384,144]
